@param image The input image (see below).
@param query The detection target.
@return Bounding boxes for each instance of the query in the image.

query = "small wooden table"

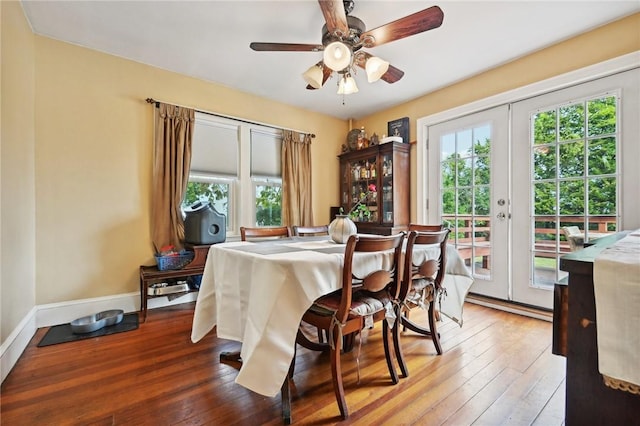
[139,244,211,322]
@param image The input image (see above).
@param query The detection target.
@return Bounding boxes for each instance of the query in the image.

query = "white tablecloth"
[191,237,473,397]
[593,230,640,394]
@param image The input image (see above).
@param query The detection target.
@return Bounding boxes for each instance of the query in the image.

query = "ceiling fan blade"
[360,5,444,48]
[250,42,323,52]
[306,62,333,90]
[355,52,405,84]
[378,64,405,84]
[318,0,349,36]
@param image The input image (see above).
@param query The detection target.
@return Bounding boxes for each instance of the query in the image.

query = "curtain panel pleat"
[151,103,195,252]
[282,131,313,227]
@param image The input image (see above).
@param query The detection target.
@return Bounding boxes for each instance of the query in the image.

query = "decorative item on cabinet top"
[344,127,375,152]
[387,117,409,144]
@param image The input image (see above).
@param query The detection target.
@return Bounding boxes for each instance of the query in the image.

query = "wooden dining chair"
[296,233,407,419]
[239,226,291,241]
[292,224,329,237]
[407,224,447,315]
[408,223,446,232]
[400,228,451,356]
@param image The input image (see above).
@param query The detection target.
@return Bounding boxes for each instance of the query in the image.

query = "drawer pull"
[580,318,595,328]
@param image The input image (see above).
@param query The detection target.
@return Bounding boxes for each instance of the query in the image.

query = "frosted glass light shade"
[323,41,352,71]
[337,75,358,95]
[302,65,323,89]
[365,56,389,83]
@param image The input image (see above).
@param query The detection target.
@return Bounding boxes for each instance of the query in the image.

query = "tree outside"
[440,95,617,246]
[255,185,281,226]
[182,181,229,219]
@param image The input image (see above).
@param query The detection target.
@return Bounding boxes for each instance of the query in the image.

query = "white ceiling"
[21,1,639,120]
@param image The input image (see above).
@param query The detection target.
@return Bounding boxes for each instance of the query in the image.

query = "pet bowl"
[70,309,124,334]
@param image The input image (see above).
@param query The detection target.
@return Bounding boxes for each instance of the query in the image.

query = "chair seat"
[310,289,391,318]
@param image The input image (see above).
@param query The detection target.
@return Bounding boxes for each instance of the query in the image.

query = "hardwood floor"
[1,302,566,425]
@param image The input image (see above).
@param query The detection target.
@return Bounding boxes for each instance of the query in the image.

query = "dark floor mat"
[37,312,139,347]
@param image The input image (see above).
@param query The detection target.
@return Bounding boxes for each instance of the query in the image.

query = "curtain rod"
[145,98,315,138]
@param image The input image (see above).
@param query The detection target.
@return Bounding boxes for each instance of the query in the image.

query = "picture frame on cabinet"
[387,117,409,144]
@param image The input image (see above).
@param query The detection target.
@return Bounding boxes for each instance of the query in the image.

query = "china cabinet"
[338,142,409,235]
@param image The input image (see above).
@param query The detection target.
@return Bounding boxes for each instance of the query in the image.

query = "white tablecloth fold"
[593,230,640,394]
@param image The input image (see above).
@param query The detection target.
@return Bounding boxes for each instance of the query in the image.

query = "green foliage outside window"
[441,95,617,241]
[255,185,282,226]
[182,181,229,217]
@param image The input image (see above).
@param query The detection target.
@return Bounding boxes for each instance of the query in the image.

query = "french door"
[427,105,510,300]
[511,69,639,308]
[424,67,638,309]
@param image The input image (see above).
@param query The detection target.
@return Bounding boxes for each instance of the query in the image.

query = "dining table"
[190,235,474,398]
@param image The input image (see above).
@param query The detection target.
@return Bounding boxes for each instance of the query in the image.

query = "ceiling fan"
[249,0,444,93]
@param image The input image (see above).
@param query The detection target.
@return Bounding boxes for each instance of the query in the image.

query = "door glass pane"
[533,145,556,180]
[457,188,472,215]
[559,141,584,177]
[534,182,556,215]
[559,103,585,141]
[458,158,473,186]
[559,180,584,215]
[588,137,616,175]
[474,155,490,185]
[588,177,616,215]
[530,94,619,288]
[533,110,557,145]
[440,122,493,279]
[588,97,616,136]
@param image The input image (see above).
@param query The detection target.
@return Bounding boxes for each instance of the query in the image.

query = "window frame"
[185,112,283,238]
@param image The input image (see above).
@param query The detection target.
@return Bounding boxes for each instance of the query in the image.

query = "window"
[183,112,283,236]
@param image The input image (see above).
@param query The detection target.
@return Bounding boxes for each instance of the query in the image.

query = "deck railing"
[442,215,617,266]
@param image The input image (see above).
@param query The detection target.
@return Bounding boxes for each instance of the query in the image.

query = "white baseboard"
[1,291,198,384]
[1,306,38,383]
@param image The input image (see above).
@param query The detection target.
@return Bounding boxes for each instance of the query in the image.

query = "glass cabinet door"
[380,152,393,223]
[348,154,378,223]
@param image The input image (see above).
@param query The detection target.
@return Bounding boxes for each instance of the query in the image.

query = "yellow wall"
[32,37,346,304]
[354,13,640,221]
[1,1,37,341]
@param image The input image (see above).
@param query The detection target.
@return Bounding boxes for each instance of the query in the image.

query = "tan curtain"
[151,103,195,252]
[281,131,313,226]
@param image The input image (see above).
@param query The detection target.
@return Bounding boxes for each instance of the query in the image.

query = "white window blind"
[190,113,239,176]
[250,129,282,177]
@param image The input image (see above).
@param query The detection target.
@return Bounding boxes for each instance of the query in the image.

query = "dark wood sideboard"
[555,231,639,425]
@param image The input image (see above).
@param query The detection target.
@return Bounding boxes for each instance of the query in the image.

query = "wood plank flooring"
[1,302,566,425]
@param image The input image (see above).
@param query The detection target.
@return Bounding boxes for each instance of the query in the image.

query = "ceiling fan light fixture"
[365,56,390,83]
[323,41,352,71]
[302,64,324,89]
[337,73,359,95]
